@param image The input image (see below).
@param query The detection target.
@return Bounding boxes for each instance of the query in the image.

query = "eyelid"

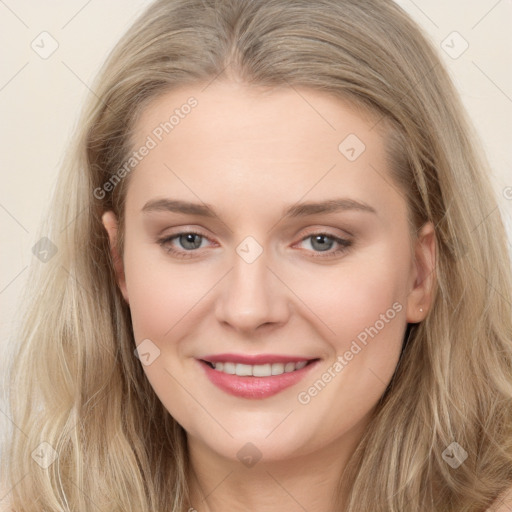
[292,230,353,258]
[157,227,353,259]
[297,225,353,240]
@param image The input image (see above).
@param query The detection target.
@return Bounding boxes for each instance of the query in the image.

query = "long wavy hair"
[2,0,512,510]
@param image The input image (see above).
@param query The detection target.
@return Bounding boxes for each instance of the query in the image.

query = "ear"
[102,210,129,304]
[406,221,436,323]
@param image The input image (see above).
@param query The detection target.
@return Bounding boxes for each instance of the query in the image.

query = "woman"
[2,0,512,510]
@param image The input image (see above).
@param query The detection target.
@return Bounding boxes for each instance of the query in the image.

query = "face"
[102,80,435,464]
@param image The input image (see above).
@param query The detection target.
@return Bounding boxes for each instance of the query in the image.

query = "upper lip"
[199,353,319,365]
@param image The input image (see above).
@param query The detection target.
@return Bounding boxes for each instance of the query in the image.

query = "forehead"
[131,80,381,159]
[124,81,404,221]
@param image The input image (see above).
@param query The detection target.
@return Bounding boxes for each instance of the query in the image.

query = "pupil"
[181,233,201,249]
[312,235,332,252]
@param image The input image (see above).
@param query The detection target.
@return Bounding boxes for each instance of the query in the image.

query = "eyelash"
[157,230,353,259]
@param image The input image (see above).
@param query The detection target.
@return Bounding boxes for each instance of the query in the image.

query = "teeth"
[210,360,310,376]
[285,362,295,372]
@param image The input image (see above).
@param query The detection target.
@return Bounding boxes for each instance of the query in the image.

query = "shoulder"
[0,482,13,512]
[0,497,12,512]
[487,485,512,512]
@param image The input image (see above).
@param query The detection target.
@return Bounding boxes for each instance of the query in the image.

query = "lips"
[200,353,314,365]
[197,353,321,399]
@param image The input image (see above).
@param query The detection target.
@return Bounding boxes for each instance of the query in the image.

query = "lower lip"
[197,359,320,399]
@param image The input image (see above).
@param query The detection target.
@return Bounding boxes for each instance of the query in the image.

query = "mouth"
[196,356,321,399]
[200,359,319,377]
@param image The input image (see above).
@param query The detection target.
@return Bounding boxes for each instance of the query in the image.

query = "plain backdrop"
[0,0,511,447]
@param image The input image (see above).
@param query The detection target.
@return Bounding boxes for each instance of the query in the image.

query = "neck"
[185,417,369,512]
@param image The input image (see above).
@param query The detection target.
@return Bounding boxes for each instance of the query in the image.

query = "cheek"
[292,245,410,348]
[122,248,212,433]
[122,244,214,341]
[291,250,410,433]
[125,265,176,339]
[124,233,412,349]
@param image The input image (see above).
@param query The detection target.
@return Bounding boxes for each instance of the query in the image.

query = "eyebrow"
[141,197,376,218]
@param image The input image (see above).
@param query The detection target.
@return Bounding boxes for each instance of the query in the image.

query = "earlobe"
[101,210,129,304]
[406,221,436,323]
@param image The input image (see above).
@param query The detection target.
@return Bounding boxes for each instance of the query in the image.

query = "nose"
[214,246,291,334]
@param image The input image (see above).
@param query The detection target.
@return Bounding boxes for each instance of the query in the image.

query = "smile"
[197,357,321,399]
[204,360,310,377]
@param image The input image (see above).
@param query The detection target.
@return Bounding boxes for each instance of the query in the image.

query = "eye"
[157,230,352,259]
[157,231,214,258]
[296,232,352,258]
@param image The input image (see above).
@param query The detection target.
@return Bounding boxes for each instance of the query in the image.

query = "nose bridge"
[214,236,289,331]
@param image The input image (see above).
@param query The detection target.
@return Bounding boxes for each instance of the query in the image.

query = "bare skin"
[102,80,436,511]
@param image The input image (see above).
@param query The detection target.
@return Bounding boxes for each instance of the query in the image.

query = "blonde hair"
[3,0,512,510]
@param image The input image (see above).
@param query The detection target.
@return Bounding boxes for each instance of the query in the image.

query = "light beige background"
[0,1,511,440]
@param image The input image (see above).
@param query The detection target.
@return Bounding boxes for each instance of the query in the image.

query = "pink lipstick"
[197,353,320,399]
